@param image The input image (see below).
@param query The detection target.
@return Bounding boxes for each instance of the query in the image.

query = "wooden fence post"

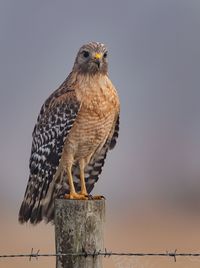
[54,199,105,268]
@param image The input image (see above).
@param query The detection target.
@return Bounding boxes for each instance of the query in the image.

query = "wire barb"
[166,249,177,262]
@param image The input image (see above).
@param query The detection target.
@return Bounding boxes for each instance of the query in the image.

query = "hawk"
[19,42,120,224]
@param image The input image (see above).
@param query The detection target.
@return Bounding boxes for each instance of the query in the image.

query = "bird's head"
[73,42,108,75]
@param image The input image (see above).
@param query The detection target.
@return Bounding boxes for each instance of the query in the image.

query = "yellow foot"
[88,195,105,200]
[64,192,88,200]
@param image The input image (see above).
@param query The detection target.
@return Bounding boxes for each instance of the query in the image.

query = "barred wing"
[19,89,80,224]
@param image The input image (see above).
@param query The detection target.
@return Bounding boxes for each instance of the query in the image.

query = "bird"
[19,41,120,224]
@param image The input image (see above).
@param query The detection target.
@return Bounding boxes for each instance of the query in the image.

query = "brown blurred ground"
[1,202,200,268]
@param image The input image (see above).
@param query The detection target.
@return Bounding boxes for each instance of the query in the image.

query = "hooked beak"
[94,53,102,68]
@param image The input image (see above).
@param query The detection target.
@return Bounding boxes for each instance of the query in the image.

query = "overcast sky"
[0,0,200,212]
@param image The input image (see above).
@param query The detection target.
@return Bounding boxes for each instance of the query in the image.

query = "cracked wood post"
[55,199,105,268]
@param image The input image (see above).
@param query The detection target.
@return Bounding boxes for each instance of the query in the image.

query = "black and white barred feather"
[19,82,80,223]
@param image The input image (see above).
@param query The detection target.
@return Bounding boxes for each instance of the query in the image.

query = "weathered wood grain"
[55,199,105,268]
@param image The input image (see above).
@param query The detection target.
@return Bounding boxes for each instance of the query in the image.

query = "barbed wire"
[1,248,200,262]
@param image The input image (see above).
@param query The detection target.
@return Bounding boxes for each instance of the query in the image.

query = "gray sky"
[1,0,200,212]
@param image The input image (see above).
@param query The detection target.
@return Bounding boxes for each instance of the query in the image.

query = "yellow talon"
[64,192,88,200]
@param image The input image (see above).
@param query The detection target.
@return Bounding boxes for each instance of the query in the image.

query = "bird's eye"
[103,52,108,58]
[83,51,89,58]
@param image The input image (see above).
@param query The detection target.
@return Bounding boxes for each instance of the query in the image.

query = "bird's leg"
[79,159,88,197]
[64,164,87,200]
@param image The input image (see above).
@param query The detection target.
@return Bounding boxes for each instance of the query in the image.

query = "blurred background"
[1,0,200,267]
